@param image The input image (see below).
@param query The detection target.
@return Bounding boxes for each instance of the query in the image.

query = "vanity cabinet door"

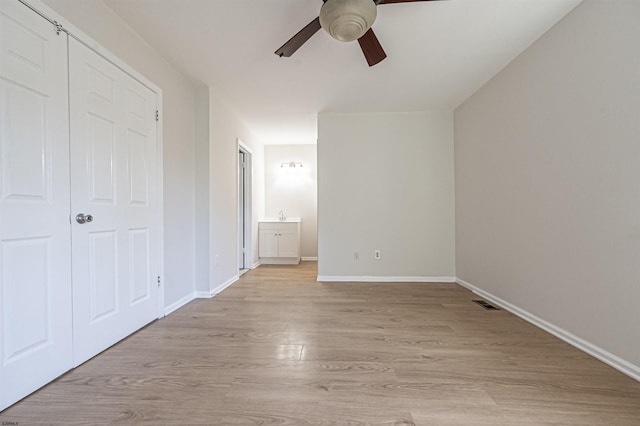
[277,224,299,258]
[259,228,279,257]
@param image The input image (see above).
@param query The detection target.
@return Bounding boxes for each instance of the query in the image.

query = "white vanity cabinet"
[259,220,301,264]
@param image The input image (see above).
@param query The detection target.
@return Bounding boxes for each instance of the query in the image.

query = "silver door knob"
[76,213,93,224]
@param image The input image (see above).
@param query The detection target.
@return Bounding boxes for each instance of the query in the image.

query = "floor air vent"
[473,300,500,310]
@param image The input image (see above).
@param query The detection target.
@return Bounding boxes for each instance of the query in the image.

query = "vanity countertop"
[259,217,301,223]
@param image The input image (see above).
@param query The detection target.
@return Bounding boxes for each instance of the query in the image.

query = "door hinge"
[155,110,159,122]
[157,276,161,287]
[53,21,64,36]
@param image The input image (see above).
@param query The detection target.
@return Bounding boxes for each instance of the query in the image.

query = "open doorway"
[238,140,253,275]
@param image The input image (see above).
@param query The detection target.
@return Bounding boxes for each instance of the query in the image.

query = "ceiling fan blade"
[357,28,387,67]
[377,0,442,4]
[275,17,322,58]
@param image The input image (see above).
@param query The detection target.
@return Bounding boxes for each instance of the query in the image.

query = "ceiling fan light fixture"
[319,0,377,42]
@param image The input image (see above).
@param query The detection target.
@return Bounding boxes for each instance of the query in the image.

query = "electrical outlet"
[354,252,359,261]
[374,250,381,260]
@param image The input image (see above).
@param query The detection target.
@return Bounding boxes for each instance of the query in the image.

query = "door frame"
[237,139,253,271]
[24,0,165,319]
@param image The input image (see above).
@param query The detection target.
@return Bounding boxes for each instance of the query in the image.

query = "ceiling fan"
[275,0,440,67]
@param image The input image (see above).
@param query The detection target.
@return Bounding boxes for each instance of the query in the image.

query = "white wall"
[317,112,455,280]
[455,0,640,374]
[264,145,318,259]
[208,88,264,291]
[43,0,198,310]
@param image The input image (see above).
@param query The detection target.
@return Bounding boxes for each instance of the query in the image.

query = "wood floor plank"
[1,261,639,425]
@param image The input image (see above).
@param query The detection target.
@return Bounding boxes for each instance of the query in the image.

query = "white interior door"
[238,150,245,269]
[0,2,72,410]
[69,38,160,366]
[237,143,252,271]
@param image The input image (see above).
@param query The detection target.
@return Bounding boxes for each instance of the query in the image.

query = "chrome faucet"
[279,210,285,221]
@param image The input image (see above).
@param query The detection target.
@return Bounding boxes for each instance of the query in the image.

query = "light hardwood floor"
[2,262,639,425]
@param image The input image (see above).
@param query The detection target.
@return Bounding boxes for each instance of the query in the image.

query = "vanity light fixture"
[280,162,303,169]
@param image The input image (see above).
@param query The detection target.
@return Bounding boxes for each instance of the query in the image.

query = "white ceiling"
[103,0,581,144]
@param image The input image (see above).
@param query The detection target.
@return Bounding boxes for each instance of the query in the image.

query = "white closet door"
[0,2,72,410]
[69,38,160,366]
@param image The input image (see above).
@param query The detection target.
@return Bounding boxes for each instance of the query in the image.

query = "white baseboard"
[260,257,300,265]
[317,275,456,283]
[252,261,261,269]
[456,278,640,382]
[196,275,239,298]
[164,292,195,316]
[301,257,318,261]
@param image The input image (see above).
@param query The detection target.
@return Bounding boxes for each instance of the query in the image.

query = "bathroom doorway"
[238,141,253,275]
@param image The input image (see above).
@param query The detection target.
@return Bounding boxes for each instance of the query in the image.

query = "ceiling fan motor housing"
[319,0,378,42]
